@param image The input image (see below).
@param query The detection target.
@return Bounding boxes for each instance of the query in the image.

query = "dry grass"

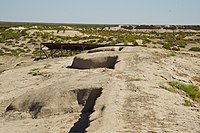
[192,77,200,83]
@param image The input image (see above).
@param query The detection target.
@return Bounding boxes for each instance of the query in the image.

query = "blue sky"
[0,0,200,24]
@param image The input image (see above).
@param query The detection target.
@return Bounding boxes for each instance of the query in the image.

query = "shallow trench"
[69,88,103,133]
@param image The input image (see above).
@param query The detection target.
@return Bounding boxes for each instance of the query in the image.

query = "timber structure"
[39,43,128,58]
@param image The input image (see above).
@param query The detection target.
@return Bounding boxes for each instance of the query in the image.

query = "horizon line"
[0,20,200,26]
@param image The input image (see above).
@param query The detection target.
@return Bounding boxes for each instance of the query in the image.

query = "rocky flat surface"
[0,46,200,133]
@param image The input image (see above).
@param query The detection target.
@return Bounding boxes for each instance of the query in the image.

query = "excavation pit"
[5,87,103,120]
[71,54,118,69]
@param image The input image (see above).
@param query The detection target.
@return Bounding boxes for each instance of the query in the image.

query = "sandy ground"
[0,46,200,133]
[27,30,84,37]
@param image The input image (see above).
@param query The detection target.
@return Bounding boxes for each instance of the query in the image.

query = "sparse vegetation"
[28,71,42,76]
[169,81,200,102]
[0,28,28,43]
[43,64,52,69]
[0,49,5,56]
[160,81,200,103]
[31,68,40,71]
[142,38,151,44]
[167,51,176,57]
[160,83,177,93]
[28,68,41,76]
[31,48,41,59]
[128,77,143,81]
[171,46,180,51]
[0,46,29,56]
[1,22,200,60]
[189,47,200,52]
[183,100,193,107]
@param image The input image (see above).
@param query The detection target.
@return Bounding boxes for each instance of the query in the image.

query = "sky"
[0,0,200,25]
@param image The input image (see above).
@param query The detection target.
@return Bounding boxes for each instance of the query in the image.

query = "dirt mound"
[6,87,102,119]
[71,53,118,69]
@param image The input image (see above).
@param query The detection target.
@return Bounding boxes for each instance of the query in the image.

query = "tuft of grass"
[171,46,180,51]
[142,38,151,44]
[31,68,40,71]
[189,47,200,52]
[28,71,42,76]
[183,100,193,107]
[169,81,200,102]
[167,52,176,57]
[0,49,5,56]
[128,77,143,81]
[0,70,5,75]
[160,83,177,93]
[43,64,52,69]
[28,68,42,76]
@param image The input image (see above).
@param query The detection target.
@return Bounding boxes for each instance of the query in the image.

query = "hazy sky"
[0,0,200,24]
